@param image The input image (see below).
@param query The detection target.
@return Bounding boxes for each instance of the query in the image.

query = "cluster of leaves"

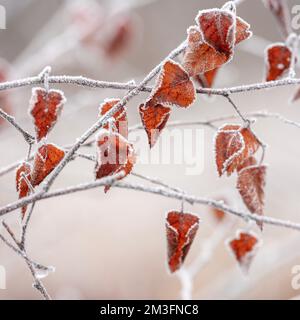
[11,0,300,280]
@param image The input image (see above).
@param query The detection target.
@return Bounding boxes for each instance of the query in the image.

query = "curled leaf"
[99,98,128,138]
[265,44,292,82]
[166,211,199,273]
[31,144,65,187]
[95,130,136,192]
[16,162,32,219]
[237,165,267,230]
[29,88,66,141]
[215,124,260,176]
[228,230,261,274]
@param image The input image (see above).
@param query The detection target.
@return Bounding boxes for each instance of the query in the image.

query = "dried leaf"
[31,144,65,187]
[16,162,32,219]
[183,7,252,77]
[139,103,171,148]
[99,98,128,138]
[139,59,195,148]
[215,125,260,176]
[150,59,196,108]
[228,230,261,274]
[29,88,66,141]
[237,156,257,172]
[95,130,136,192]
[237,165,266,230]
[166,211,199,273]
[263,0,291,37]
[265,44,292,82]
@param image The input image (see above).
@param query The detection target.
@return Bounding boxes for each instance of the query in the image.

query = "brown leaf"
[166,211,199,273]
[16,162,32,219]
[95,130,136,192]
[99,98,128,138]
[228,230,261,274]
[29,88,66,142]
[237,165,267,230]
[215,125,260,176]
[31,144,65,187]
[139,103,171,148]
[265,44,292,82]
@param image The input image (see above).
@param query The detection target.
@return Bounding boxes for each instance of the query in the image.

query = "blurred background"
[1,0,300,300]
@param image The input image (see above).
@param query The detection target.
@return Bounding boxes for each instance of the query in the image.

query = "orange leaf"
[228,230,261,274]
[99,98,128,138]
[237,156,257,172]
[16,162,32,219]
[31,144,65,187]
[215,125,260,177]
[183,6,251,77]
[265,44,292,82]
[166,211,199,273]
[139,103,171,148]
[151,59,196,108]
[237,165,267,230]
[95,130,136,192]
[29,88,66,141]
[139,59,195,148]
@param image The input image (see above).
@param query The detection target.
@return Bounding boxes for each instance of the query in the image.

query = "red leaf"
[265,44,292,82]
[95,130,136,192]
[16,162,32,219]
[228,230,261,274]
[215,125,260,177]
[183,25,229,77]
[99,98,128,138]
[237,165,267,230]
[139,59,195,148]
[166,211,199,273]
[263,0,291,37]
[29,88,66,141]
[211,197,228,221]
[183,6,251,77]
[31,144,65,187]
[139,103,171,148]
[151,59,196,108]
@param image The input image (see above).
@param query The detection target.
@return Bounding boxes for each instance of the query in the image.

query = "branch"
[0,107,35,145]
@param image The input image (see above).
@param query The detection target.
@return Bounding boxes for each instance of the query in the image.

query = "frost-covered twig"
[1,178,300,232]
[0,107,35,145]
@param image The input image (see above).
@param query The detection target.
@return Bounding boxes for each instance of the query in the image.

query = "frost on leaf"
[150,60,196,109]
[29,88,66,142]
[139,103,171,148]
[228,230,261,274]
[183,6,252,77]
[237,165,266,230]
[95,129,136,192]
[99,98,128,138]
[31,144,65,187]
[166,211,199,273]
[263,0,291,38]
[139,59,195,148]
[265,44,292,82]
[16,162,32,219]
[215,125,260,177]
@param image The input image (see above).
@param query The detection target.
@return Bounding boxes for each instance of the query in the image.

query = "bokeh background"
[1,0,300,299]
